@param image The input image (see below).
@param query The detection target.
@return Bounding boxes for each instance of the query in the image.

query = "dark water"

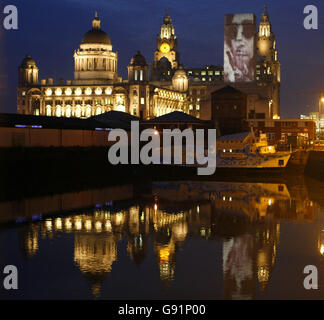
[1,179,324,300]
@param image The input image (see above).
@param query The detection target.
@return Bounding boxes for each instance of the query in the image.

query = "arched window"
[66,105,71,118]
[75,105,81,118]
[46,105,51,116]
[96,107,102,115]
[56,105,61,117]
[86,105,92,117]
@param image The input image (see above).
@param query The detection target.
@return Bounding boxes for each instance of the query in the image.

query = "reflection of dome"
[20,54,37,68]
[74,233,117,297]
[172,222,188,242]
[129,51,147,66]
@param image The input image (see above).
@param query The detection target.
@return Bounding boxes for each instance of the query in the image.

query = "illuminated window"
[105,87,112,95]
[95,87,102,95]
[46,105,51,116]
[56,106,61,117]
[96,107,101,115]
[85,87,92,95]
[75,105,81,118]
[201,71,206,75]
[196,105,200,110]
[46,88,52,96]
[189,105,193,110]
[141,97,145,104]
[75,88,82,96]
[85,106,92,117]
[65,88,72,96]
[116,105,126,112]
[65,106,71,117]
[55,88,62,96]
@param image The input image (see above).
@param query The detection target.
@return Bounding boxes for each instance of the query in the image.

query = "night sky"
[1,0,324,118]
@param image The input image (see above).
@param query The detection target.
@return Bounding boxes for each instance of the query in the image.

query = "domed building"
[17,12,189,120]
[172,66,189,92]
[74,12,118,82]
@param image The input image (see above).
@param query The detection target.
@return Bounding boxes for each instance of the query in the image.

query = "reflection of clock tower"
[151,9,180,81]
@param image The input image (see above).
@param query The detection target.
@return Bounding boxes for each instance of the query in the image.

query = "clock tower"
[151,9,180,81]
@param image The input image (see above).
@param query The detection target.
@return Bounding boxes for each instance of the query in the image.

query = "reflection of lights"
[65,218,72,230]
[320,244,324,256]
[55,218,62,230]
[197,206,200,213]
[115,213,124,225]
[95,221,102,231]
[45,219,52,230]
[140,213,145,222]
[222,196,226,201]
[154,204,158,211]
[159,248,170,262]
[75,219,82,230]
[200,228,206,237]
[85,220,92,231]
[229,197,232,202]
[105,220,112,232]
[258,266,270,283]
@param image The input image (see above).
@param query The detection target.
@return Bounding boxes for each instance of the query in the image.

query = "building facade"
[17,7,280,124]
[17,13,189,120]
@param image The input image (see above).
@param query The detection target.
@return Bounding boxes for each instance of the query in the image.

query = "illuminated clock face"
[160,43,170,53]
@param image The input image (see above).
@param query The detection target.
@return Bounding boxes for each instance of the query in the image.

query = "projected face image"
[224,14,255,82]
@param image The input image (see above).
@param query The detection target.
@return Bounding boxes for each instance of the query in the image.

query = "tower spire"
[92,11,101,29]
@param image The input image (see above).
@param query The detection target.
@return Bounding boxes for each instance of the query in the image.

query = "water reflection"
[2,180,322,299]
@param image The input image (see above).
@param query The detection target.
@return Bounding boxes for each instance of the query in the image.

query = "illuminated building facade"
[17,8,281,122]
[17,13,189,120]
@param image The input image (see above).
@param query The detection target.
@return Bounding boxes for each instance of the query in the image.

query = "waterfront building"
[200,6,281,123]
[17,13,189,120]
[17,7,281,128]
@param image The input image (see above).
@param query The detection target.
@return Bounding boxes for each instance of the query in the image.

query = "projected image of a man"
[224,14,255,82]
